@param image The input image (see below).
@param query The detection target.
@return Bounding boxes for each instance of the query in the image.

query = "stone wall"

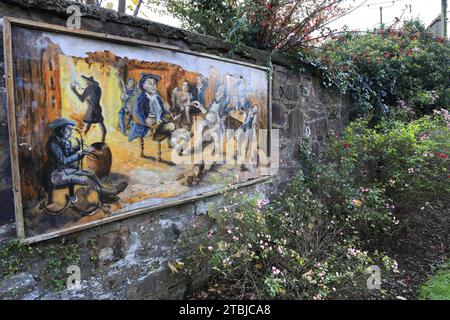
[0,0,350,299]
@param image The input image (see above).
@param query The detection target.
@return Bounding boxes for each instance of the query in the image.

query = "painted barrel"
[85,142,112,179]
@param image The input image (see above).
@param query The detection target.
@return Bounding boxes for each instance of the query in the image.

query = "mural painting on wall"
[3,19,271,243]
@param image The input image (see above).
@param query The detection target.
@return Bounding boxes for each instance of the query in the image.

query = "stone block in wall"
[283,84,300,101]
[317,85,342,107]
[340,96,351,127]
[315,118,328,142]
[308,120,317,140]
[133,204,196,260]
[273,67,288,100]
[90,227,130,266]
[0,272,39,299]
[308,109,318,121]
[300,75,314,100]
[125,268,187,300]
[288,108,304,142]
[311,142,320,157]
[315,104,326,117]
[272,103,286,127]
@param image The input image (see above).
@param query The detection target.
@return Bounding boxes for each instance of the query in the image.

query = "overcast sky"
[108,0,446,32]
[330,0,445,30]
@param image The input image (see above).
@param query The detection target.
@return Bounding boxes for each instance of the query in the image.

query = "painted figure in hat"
[45,117,127,209]
[116,75,138,135]
[71,75,107,142]
[128,73,175,159]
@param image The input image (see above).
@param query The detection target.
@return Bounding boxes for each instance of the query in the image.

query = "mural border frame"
[2,16,273,244]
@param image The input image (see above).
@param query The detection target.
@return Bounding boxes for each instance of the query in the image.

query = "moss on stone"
[0,239,34,277]
[0,238,81,292]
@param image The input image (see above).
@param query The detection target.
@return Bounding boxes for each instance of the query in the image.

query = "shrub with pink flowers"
[319,113,450,213]
[181,180,399,299]
[179,108,448,300]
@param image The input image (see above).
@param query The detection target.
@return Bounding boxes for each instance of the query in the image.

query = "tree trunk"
[118,0,126,14]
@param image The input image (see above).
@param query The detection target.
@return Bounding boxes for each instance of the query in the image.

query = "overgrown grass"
[420,260,450,300]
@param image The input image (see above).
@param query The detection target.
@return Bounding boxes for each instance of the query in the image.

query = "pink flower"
[303,270,313,277]
[257,197,270,209]
[347,247,363,257]
[271,266,281,276]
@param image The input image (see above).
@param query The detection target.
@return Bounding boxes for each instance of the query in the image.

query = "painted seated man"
[128,73,176,160]
[71,75,107,142]
[46,118,128,208]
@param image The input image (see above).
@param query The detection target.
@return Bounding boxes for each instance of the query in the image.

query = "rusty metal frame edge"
[2,16,273,244]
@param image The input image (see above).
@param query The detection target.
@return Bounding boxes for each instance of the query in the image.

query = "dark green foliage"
[320,20,450,119]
